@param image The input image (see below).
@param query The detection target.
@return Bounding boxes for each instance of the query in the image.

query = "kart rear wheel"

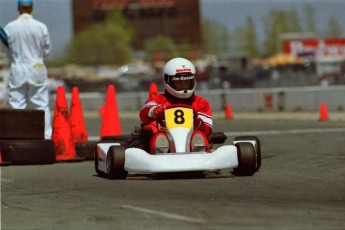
[234,136,261,171]
[106,145,128,179]
[234,142,256,176]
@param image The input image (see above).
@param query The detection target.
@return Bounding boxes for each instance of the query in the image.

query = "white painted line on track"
[122,205,206,224]
[0,178,13,183]
[89,127,345,140]
[225,127,345,136]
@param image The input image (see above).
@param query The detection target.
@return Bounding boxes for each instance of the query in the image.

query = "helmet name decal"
[172,76,194,81]
[176,68,191,73]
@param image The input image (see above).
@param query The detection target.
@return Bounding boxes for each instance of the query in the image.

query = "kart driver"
[140,57,213,154]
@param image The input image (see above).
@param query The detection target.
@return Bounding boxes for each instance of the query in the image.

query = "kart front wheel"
[234,136,261,171]
[106,145,128,179]
[234,142,256,176]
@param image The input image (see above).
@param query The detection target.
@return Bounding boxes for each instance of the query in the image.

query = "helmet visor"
[166,73,195,92]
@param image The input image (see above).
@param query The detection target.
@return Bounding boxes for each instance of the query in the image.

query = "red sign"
[283,38,345,58]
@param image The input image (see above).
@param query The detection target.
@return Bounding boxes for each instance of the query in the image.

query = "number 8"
[174,109,185,124]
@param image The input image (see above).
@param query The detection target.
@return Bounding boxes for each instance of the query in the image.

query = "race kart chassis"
[95,107,261,179]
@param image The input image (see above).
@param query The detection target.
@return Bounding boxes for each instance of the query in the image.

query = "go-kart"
[95,105,261,179]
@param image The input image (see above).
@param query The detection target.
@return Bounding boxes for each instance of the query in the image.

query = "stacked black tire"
[0,109,56,165]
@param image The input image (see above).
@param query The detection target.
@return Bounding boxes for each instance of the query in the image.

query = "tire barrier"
[75,141,97,161]
[75,135,132,161]
[0,147,11,166]
[0,109,44,140]
[0,109,55,166]
[0,140,56,165]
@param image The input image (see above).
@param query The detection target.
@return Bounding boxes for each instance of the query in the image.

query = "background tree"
[324,16,342,38]
[177,40,193,59]
[303,4,317,35]
[201,18,230,55]
[143,35,178,62]
[287,8,302,33]
[65,8,133,65]
[262,8,303,55]
[234,16,259,57]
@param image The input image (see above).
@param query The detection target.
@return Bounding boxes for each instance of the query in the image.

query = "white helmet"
[163,57,196,99]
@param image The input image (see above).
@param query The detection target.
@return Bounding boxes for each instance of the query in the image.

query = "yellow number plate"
[165,107,193,130]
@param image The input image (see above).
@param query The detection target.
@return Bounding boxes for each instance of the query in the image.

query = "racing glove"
[148,104,165,120]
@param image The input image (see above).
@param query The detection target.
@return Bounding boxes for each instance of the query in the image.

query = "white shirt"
[5,13,51,87]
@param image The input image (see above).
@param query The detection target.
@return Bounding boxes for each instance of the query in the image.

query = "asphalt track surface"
[1,112,345,229]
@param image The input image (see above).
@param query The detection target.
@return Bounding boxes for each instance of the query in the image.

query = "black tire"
[75,141,97,160]
[234,136,261,171]
[0,109,45,140]
[101,135,131,142]
[0,140,55,165]
[106,145,128,179]
[209,132,227,144]
[233,142,256,176]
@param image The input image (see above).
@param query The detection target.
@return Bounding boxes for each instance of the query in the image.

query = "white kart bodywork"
[124,146,238,173]
[97,143,120,173]
[97,143,239,174]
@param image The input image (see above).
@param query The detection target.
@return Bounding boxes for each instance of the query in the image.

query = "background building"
[73,0,201,50]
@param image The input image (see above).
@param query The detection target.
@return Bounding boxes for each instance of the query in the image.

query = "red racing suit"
[140,92,213,138]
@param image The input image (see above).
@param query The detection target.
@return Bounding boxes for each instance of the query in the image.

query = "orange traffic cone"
[225,103,233,120]
[100,85,121,139]
[148,83,158,99]
[51,86,79,162]
[319,102,329,121]
[69,87,88,142]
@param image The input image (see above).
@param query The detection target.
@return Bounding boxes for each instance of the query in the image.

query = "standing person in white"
[5,0,52,139]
